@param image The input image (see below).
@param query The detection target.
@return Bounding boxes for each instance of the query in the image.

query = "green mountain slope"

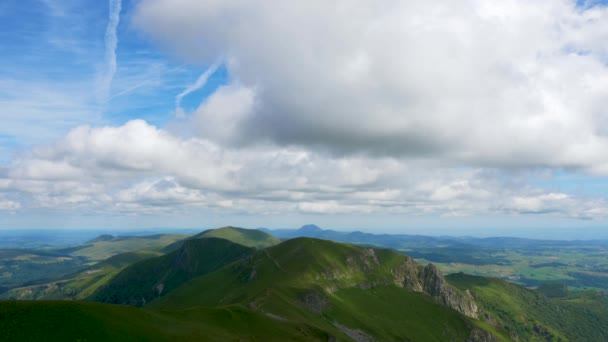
[91,237,255,306]
[148,238,484,341]
[0,301,329,342]
[1,250,160,300]
[447,273,608,341]
[5,236,608,341]
[164,226,280,252]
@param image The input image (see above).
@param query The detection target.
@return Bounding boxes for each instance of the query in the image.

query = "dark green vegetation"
[0,301,329,341]
[0,233,186,298]
[1,250,160,300]
[265,225,608,291]
[91,238,255,306]
[3,236,484,341]
[2,226,608,341]
[0,249,87,291]
[448,273,608,341]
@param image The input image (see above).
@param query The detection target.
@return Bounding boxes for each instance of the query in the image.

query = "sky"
[1,0,608,236]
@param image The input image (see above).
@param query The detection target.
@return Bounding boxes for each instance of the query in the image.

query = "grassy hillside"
[164,226,280,253]
[1,250,160,300]
[91,238,256,306]
[5,236,608,341]
[0,301,329,341]
[148,238,480,341]
[447,273,608,341]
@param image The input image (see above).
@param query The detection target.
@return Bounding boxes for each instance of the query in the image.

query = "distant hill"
[90,237,255,306]
[163,226,280,252]
[261,224,608,249]
[58,233,188,261]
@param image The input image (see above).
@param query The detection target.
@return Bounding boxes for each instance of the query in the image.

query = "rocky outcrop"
[392,259,478,318]
[420,264,478,318]
[391,256,424,292]
[468,328,498,342]
[300,291,328,314]
[333,322,376,342]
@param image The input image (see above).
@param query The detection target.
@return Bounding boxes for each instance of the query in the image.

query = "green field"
[0,233,187,299]
[412,243,608,291]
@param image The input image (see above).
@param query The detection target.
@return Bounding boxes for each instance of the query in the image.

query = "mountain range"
[1,226,608,341]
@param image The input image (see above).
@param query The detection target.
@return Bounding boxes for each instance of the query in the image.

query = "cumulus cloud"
[0,199,20,210]
[133,0,608,172]
[3,120,608,220]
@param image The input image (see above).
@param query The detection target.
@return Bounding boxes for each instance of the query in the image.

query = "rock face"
[419,264,479,319]
[338,246,479,318]
[392,259,478,318]
[467,328,498,342]
[335,246,479,318]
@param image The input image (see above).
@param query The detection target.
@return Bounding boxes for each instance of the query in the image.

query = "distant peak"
[298,224,322,232]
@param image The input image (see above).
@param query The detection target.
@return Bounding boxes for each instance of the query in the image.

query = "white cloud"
[0,199,20,210]
[133,0,608,173]
[3,120,608,220]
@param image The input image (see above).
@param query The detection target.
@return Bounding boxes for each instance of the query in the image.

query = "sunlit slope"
[0,301,329,342]
[91,237,255,306]
[149,238,484,341]
[447,273,608,341]
[163,226,280,253]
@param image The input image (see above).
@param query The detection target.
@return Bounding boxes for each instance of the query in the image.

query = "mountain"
[90,237,255,306]
[147,237,486,341]
[4,233,608,341]
[193,226,281,248]
[163,226,280,253]
[260,224,462,248]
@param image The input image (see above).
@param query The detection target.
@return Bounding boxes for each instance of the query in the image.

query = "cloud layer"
[135,0,608,172]
[4,0,608,230]
[2,120,608,222]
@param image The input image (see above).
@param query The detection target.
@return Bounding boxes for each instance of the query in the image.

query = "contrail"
[175,63,220,114]
[97,0,122,104]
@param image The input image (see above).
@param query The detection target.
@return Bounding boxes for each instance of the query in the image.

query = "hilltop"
[163,226,280,252]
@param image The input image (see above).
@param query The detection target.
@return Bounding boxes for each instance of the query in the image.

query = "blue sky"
[1,0,608,237]
[0,0,227,148]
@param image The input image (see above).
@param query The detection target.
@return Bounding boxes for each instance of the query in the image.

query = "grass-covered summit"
[163,226,280,252]
[194,226,281,249]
